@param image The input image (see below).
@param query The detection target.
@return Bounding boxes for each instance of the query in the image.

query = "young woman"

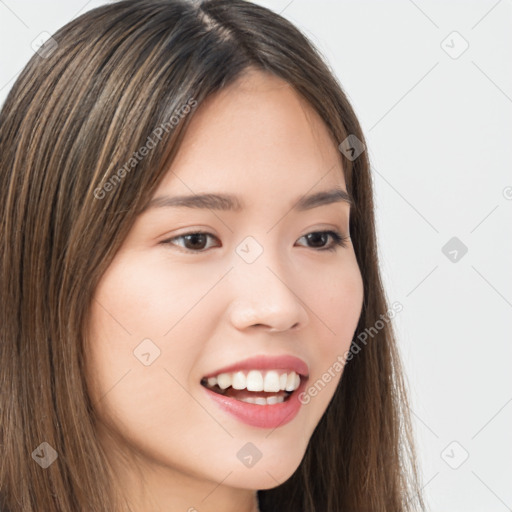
[0,1,425,510]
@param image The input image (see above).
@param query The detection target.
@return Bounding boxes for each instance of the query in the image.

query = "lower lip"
[201,377,308,429]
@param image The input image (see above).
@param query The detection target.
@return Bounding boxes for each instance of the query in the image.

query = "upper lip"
[202,354,309,379]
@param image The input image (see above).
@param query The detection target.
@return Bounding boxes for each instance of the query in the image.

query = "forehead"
[155,68,346,199]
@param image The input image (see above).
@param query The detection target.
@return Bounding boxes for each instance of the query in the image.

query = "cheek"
[88,250,228,346]
[310,256,364,348]
[84,257,220,472]
[84,253,214,422]
[298,258,363,413]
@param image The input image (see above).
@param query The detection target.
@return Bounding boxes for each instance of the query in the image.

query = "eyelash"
[160,230,350,254]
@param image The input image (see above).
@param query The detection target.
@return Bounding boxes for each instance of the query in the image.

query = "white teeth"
[266,395,284,405]
[231,371,246,390]
[246,370,264,391]
[240,396,257,404]
[263,370,281,392]
[216,373,231,390]
[239,395,286,405]
[285,372,301,392]
[203,369,302,392]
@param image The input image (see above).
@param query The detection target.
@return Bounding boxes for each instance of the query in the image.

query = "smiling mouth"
[201,378,293,402]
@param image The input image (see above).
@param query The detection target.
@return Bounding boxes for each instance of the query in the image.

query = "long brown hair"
[0,1,425,510]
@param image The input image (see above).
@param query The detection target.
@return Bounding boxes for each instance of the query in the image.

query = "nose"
[227,252,309,333]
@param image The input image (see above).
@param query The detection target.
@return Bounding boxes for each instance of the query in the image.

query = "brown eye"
[295,230,349,252]
[304,232,329,248]
[182,233,208,250]
[161,232,220,253]
[161,229,348,254]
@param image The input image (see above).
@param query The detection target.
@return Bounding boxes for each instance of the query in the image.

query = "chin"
[225,452,305,491]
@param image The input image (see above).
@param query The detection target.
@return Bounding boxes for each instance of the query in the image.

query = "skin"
[85,67,364,512]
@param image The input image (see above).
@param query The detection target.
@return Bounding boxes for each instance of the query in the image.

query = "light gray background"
[1,1,511,510]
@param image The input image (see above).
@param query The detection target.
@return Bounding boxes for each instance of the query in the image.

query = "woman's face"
[86,68,364,509]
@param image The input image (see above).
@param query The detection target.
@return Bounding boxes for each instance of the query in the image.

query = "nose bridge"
[227,236,308,331]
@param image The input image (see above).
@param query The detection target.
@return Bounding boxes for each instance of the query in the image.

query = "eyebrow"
[143,187,353,213]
